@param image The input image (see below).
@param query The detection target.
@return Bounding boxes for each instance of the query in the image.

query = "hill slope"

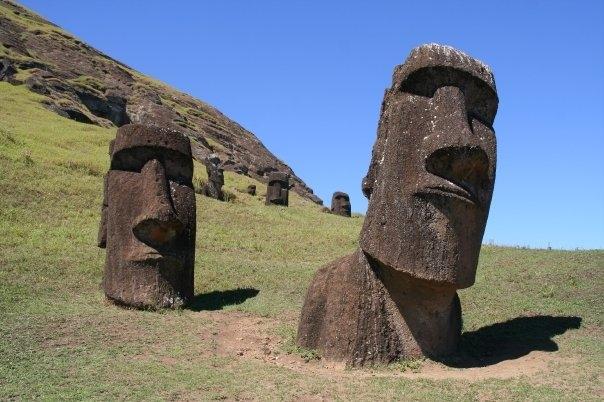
[0,0,322,204]
[1,82,603,400]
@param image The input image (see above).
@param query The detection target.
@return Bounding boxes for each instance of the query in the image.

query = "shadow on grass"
[187,288,259,311]
[438,315,582,368]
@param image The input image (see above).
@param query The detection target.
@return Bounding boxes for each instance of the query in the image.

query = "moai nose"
[424,86,491,206]
[431,86,474,144]
[132,159,183,247]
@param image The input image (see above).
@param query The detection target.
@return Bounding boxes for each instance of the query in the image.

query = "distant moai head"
[265,172,289,206]
[360,44,498,288]
[331,192,351,217]
[207,166,224,187]
[246,184,256,196]
[202,154,224,200]
[98,124,196,308]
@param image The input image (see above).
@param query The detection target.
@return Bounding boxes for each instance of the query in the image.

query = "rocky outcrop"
[0,0,322,204]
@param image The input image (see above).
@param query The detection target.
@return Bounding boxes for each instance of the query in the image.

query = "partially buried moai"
[202,154,225,201]
[97,124,196,309]
[331,192,351,217]
[265,172,289,206]
[246,184,256,196]
[297,44,498,366]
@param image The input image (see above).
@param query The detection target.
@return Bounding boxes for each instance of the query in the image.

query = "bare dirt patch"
[195,310,572,382]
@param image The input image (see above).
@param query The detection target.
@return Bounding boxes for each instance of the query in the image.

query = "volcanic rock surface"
[0,0,321,203]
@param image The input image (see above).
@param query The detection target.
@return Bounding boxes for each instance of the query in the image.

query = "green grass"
[1,82,603,400]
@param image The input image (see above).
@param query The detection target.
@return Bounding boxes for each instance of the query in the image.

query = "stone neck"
[366,253,461,358]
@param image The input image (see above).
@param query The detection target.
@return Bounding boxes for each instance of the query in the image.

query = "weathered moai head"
[98,124,196,308]
[246,184,257,196]
[265,172,289,206]
[331,192,351,217]
[360,44,498,288]
[201,154,224,200]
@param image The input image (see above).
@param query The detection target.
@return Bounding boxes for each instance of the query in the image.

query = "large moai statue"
[331,192,351,217]
[202,154,225,201]
[297,44,498,366]
[265,172,289,206]
[97,124,196,309]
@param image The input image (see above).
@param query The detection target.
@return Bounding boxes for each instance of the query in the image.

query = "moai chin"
[97,124,196,309]
[297,44,498,366]
[265,172,289,206]
[331,192,351,217]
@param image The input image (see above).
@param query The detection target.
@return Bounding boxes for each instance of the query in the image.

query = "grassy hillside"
[1,82,603,400]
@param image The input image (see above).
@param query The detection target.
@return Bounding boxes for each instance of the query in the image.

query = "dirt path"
[197,310,564,381]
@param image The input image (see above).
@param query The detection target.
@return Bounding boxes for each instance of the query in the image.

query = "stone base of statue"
[297,249,461,366]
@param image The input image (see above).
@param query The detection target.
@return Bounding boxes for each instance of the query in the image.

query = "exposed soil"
[200,310,567,382]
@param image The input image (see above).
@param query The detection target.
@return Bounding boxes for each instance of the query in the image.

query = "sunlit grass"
[1,82,602,400]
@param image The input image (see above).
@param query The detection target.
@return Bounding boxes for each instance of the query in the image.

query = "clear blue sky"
[19,0,604,249]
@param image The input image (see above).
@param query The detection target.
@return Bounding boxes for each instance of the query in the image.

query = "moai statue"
[97,124,196,309]
[297,44,498,366]
[331,192,351,217]
[246,184,257,196]
[265,172,289,206]
[202,154,224,200]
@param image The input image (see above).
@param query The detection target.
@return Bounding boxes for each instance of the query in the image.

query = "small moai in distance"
[202,154,225,201]
[331,192,351,217]
[97,124,196,309]
[265,172,289,206]
[297,44,499,366]
[246,184,256,196]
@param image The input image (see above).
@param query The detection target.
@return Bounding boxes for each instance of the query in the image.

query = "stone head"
[207,164,224,186]
[360,44,498,288]
[98,124,196,307]
[331,191,351,217]
[265,172,290,206]
[247,184,257,196]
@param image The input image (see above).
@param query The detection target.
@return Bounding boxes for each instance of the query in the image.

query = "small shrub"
[193,176,206,194]
[391,358,424,373]
[222,189,237,203]
[0,127,19,145]
[22,149,34,165]
[276,324,321,362]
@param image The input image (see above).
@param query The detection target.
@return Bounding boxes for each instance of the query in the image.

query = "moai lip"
[331,191,351,217]
[265,172,289,206]
[98,124,196,309]
[298,44,498,366]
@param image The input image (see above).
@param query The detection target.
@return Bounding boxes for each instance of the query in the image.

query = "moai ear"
[97,174,108,248]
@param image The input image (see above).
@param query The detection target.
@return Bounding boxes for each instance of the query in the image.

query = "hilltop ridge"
[0,0,322,204]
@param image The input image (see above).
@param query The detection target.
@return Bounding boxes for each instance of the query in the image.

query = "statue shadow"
[187,288,259,311]
[436,315,582,368]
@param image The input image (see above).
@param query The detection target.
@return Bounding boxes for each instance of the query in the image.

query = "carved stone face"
[265,172,289,206]
[360,45,498,288]
[98,124,196,308]
[331,192,351,217]
[207,165,224,187]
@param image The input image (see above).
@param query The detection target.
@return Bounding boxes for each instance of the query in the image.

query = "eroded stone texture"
[265,172,289,206]
[246,184,256,196]
[331,192,351,217]
[298,44,498,366]
[202,154,225,201]
[98,124,196,309]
